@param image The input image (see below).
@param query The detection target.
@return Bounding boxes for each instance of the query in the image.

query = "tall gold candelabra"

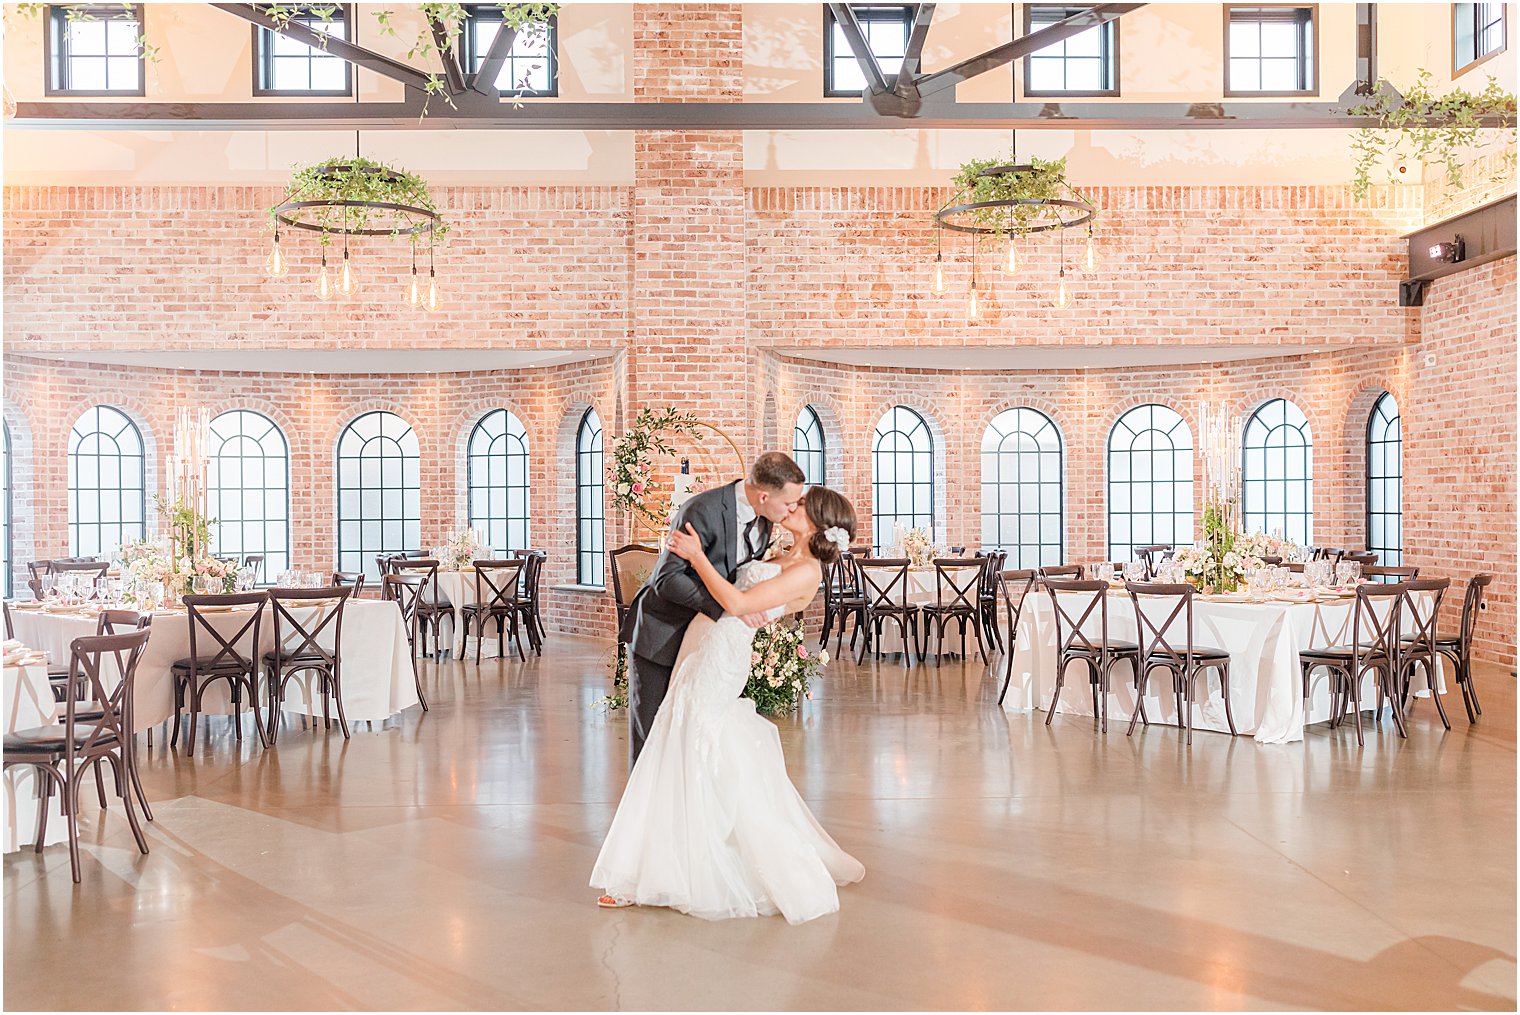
[166,407,211,562]
[1198,400,1241,528]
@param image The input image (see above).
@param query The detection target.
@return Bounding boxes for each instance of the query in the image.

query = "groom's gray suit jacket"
[620,481,772,667]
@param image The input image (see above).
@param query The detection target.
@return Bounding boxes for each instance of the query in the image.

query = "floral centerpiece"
[437,528,489,571]
[744,620,827,716]
[1172,504,1289,593]
[902,527,935,568]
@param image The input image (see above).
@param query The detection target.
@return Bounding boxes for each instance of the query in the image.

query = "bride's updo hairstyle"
[802,486,857,565]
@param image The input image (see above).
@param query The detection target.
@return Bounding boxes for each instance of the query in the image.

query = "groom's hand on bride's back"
[738,612,769,629]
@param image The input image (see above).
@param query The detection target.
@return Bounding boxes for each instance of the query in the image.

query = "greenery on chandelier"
[949,154,1081,236]
[1348,69,1517,201]
[273,156,449,241]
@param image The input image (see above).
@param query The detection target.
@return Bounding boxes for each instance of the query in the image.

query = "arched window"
[793,405,826,485]
[1107,404,1194,562]
[871,405,935,551]
[467,409,530,554]
[336,411,420,579]
[68,405,145,557]
[1366,392,1402,565]
[1241,398,1313,544]
[981,408,1064,568]
[207,410,291,580]
[575,408,605,586]
[2,421,10,598]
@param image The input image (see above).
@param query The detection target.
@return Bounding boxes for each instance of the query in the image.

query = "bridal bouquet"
[745,620,827,716]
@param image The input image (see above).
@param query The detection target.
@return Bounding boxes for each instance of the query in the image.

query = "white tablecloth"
[8,600,417,732]
[872,568,970,656]
[1002,590,1445,744]
[3,660,66,853]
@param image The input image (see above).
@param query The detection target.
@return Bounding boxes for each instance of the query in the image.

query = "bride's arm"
[667,524,820,615]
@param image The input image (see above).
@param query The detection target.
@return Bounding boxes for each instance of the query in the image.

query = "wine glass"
[1335,561,1361,586]
[1122,561,1146,583]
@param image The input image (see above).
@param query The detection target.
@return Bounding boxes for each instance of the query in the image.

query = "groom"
[620,452,808,768]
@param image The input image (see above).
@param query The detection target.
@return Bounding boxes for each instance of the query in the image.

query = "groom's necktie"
[740,518,759,565]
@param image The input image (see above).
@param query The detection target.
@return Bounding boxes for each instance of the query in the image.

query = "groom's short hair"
[749,452,806,492]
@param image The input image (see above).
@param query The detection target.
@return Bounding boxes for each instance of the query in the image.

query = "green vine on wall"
[1348,69,1517,201]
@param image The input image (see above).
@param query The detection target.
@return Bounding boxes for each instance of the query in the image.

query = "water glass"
[235,566,258,592]
[1123,561,1146,583]
[1247,570,1270,602]
[275,569,296,588]
[1093,562,1114,582]
[304,572,325,589]
[140,581,165,611]
[191,576,218,596]
[1335,561,1361,586]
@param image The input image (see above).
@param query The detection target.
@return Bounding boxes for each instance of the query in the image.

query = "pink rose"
[631,482,645,495]
[750,651,760,666]
[796,645,808,659]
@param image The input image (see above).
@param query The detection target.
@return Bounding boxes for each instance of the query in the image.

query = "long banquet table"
[1001,588,1446,744]
[8,598,417,734]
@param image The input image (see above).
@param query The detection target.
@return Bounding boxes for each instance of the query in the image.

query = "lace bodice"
[734,560,785,622]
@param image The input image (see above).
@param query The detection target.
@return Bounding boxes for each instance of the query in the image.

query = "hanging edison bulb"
[337,241,359,296]
[263,231,289,277]
[966,282,981,324]
[424,267,441,312]
[1082,227,1098,272]
[405,242,423,307]
[315,250,334,301]
[1004,236,1019,275]
[1054,267,1070,309]
[932,254,946,295]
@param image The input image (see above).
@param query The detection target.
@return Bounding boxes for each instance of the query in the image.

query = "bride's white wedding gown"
[591,560,864,924]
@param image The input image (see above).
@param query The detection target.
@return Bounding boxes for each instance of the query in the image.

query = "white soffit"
[769,344,1332,371]
[15,348,615,375]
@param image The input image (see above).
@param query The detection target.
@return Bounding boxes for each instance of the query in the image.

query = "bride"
[590,485,865,925]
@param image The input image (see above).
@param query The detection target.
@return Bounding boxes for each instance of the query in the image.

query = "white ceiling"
[18,348,616,375]
[770,344,1332,371]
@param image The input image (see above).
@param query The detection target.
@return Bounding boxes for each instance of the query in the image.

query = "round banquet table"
[7,598,417,734]
[1001,587,1446,744]
[3,655,66,853]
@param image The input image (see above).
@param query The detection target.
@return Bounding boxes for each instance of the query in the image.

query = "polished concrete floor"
[4,635,1515,1011]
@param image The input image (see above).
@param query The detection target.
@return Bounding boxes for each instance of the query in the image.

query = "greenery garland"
[948,154,1086,236]
[608,407,707,530]
[1348,70,1517,201]
[272,155,449,241]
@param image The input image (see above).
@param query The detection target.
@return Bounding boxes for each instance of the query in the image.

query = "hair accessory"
[823,526,850,552]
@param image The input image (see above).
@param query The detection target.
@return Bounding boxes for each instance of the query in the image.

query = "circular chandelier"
[931,142,1098,318]
[263,157,447,311]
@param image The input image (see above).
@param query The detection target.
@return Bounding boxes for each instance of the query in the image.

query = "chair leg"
[1424,659,1450,730]
[64,771,82,883]
[1463,655,1483,717]
[412,653,430,712]
[475,616,484,665]
[126,736,153,821]
[1045,660,1066,726]
[107,752,150,855]
[511,613,526,662]
[331,669,351,739]
[1127,664,1151,736]
[1219,662,1237,736]
[92,758,109,809]
[1349,668,1365,747]
[33,767,51,853]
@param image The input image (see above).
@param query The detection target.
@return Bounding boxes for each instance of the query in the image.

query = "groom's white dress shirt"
[732,480,760,564]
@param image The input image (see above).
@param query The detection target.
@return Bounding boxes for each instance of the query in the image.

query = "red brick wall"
[1405,257,1517,664]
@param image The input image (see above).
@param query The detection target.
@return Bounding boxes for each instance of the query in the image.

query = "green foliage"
[1349,69,1517,201]
[949,154,1079,236]
[743,620,824,716]
[598,642,629,711]
[154,495,215,554]
[273,155,448,241]
[608,407,706,529]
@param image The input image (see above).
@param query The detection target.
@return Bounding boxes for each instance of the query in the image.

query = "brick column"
[629,5,752,454]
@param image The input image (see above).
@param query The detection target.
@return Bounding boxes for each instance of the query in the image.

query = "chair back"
[391,558,442,603]
[1363,564,1419,584]
[856,558,912,610]
[948,546,967,556]
[1284,562,1306,573]
[932,558,983,611]
[1134,545,1174,579]
[332,571,368,598]
[63,627,152,753]
[996,568,1037,635]
[26,560,53,581]
[1349,583,1406,659]
[183,592,267,674]
[1042,578,1112,657]
[1343,551,1378,567]
[1039,564,1085,580]
[471,560,525,611]
[1458,573,1494,652]
[96,608,152,636]
[1400,578,1449,655]
[976,550,1008,599]
[52,560,109,581]
[382,574,427,650]
[267,586,352,669]
[519,550,547,603]
[1316,547,1345,563]
[1125,582,1199,671]
[241,554,265,582]
[609,544,660,610]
